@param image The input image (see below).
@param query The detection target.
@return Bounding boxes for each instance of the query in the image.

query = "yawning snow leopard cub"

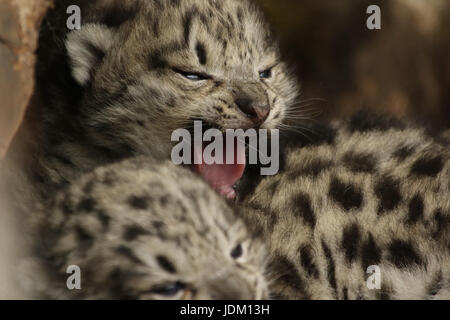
[237,113,450,299]
[31,156,268,299]
[20,0,297,207]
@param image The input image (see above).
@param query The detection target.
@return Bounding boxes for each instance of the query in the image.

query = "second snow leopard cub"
[26,0,298,204]
[32,157,268,299]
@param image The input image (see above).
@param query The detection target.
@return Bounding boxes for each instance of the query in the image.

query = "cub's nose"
[235,98,270,125]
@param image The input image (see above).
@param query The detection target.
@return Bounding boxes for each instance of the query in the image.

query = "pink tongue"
[193,139,246,199]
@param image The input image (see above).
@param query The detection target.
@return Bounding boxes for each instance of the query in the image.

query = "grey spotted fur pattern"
[238,113,450,299]
[33,157,268,299]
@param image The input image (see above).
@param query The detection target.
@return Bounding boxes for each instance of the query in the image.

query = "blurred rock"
[0,0,52,298]
[0,0,52,159]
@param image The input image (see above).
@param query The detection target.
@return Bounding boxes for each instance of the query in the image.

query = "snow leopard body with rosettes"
[237,113,450,299]
[13,0,450,300]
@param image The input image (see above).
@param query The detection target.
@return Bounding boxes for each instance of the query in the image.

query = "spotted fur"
[238,113,450,299]
[32,157,267,299]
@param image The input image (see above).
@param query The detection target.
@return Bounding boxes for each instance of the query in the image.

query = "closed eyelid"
[171,67,212,80]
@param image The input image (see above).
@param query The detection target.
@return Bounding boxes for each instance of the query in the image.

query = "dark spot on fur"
[75,226,94,251]
[213,106,224,113]
[328,177,363,211]
[374,176,402,214]
[218,97,233,109]
[272,112,280,120]
[342,152,376,173]
[102,3,138,28]
[361,233,381,269]
[76,197,96,212]
[152,17,160,38]
[128,195,149,210]
[432,209,449,239]
[428,271,443,296]
[299,245,319,278]
[148,52,168,70]
[306,122,336,146]
[222,40,228,51]
[159,196,169,206]
[393,145,415,160]
[107,268,139,300]
[406,195,424,224]
[239,31,245,42]
[322,240,337,296]
[348,111,404,133]
[82,41,106,68]
[199,12,209,28]
[195,42,207,65]
[60,196,73,215]
[175,199,188,215]
[82,180,94,194]
[267,256,309,299]
[96,210,110,229]
[264,179,280,196]
[170,0,180,7]
[115,246,143,265]
[156,255,177,274]
[411,156,443,177]
[123,225,151,241]
[342,224,361,263]
[342,287,349,300]
[152,221,164,229]
[237,7,244,22]
[292,193,316,229]
[102,171,117,186]
[388,239,423,268]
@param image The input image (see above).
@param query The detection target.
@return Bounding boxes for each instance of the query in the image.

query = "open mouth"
[186,121,247,200]
[192,138,246,200]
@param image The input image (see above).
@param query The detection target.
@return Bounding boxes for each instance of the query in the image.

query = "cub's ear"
[65,24,115,86]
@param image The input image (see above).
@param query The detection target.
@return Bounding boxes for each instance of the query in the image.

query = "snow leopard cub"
[33,157,268,299]
[27,0,297,204]
[237,113,450,300]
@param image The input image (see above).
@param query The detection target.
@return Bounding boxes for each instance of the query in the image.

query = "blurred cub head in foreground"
[35,157,268,299]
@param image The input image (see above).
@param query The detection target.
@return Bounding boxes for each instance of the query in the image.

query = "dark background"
[260,0,450,128]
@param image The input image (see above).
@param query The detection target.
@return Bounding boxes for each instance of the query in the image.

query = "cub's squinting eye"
[174,68,210,81]
[152,281,186,296]
[230,244,243,259]
[259,68,272,79]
